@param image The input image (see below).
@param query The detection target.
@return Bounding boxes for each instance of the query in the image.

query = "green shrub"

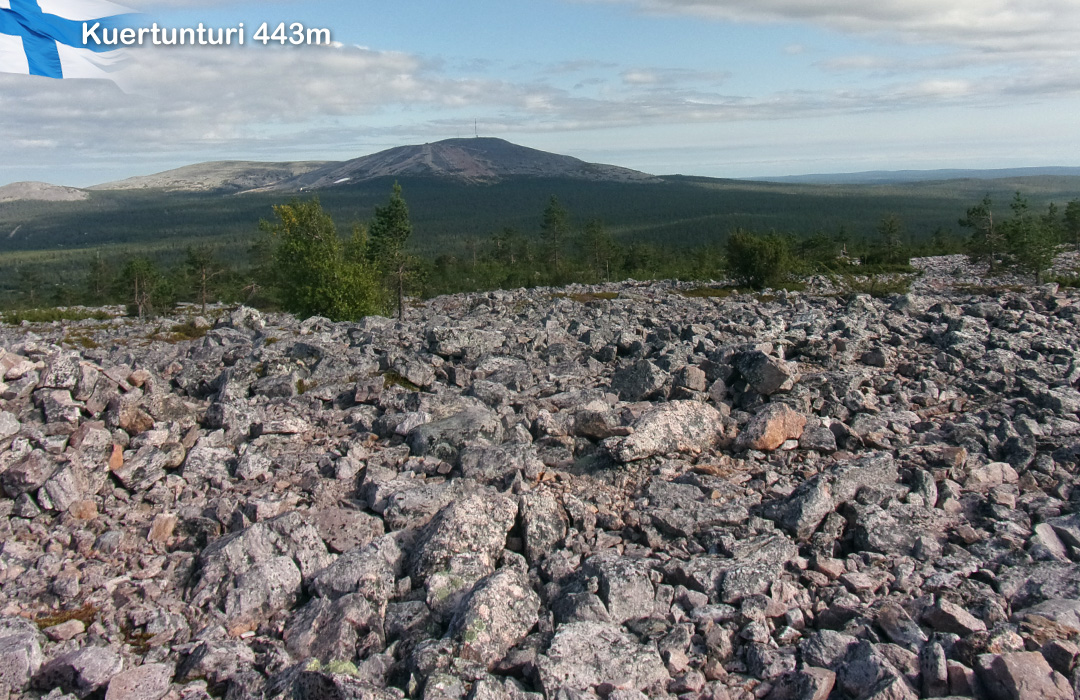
[725,230,794,290]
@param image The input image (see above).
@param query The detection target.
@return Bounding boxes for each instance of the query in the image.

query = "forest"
[1,174,1079,318]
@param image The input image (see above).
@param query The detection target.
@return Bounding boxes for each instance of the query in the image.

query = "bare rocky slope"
[0,182,88,203]
[2,257,1080,700]
[265,138,660,190]
[90,162,332,194]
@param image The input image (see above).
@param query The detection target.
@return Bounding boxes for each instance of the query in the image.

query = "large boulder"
[449,567,540,669]
[409,492,517,584]
[536,621,668,695]
[608,401,723,462]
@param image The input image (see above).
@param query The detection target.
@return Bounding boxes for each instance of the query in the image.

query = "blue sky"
[2,0,1079,186]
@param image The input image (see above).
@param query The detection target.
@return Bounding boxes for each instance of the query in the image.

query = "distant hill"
[751,166,1080,185]
[264,137,659,189]
[82,138,658,194]
[0,181,88,203]
[91,161,331,193]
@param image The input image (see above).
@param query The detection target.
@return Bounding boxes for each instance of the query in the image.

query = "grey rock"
[104,663,174,700]
[0,620,44,691]
[764,477,832,540]
[113,443,184,491]
[407,408,504,462]
[314,508,386,554]
[608,400,723,462]
[519,491,568,564]
[1,449,55,497]
[610,360,670,401]
[283,593,383,663]
[536,621,668,695]
[799,630,859,669]
[449,567,540,670]
[734,351,800,395]
[224,555,302,625]
[36,645,124,698]
[190,511,333,617]
[410,492,517,584]
[459,444,544,486]
[0,410,19,440]
[311,531,410,602]
[581,554,659,624]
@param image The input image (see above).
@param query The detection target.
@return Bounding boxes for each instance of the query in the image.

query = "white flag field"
[0,0,134,82]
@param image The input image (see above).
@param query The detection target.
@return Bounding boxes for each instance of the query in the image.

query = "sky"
[2,0,1080,187]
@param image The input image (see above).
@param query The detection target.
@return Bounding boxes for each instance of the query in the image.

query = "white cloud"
[585,0,1080,58]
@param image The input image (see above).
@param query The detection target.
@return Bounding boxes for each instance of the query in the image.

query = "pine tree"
[85,251,111,305]
[368,183,416,321]
[541,195,570,273]
[876,214,904,264]
[1004,193,1058,283]
[581,218,618,280]
[1064,199,1080,252]
[117,257,162,319]
[960,196,1004,271]
[185,244,226,314]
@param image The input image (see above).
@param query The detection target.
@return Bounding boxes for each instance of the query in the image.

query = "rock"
[519,491,568,564]
[104,663,174,700]
[920,642,949,698]
[669,533,798,604]
[0,619,44,691]
[536,621,668,695]
[314,508,386,554]
[766,668,836,700]
[924,598,987,636]
[113,443,185,492]
[975,652,1073,700]
[608,400,723,461]
[406,409,504,462]
[0,410,19,440]
[610,360,670,401]
[876,603,927,651]
[764,477,832,540]
[582,554,659,624]
[449,567,540,669]
[734,351,800,395]
[427,327,505,359]
[799,630,859,669]
[189,511,333,620]
[835,641,913,700]
[736,403,807,452]
[798,425,837,453]
[1,449,55,497]
[410,493,518,584]
[459,443,544,486]
[283,593,383,664]
[311,532,410,602]
[44,620,86,642]
[36,645,124,697]
[106,395,154,435]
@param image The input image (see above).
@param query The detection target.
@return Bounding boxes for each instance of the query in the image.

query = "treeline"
[4,186,1079,321]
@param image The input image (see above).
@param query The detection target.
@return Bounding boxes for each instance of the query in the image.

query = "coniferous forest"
[1,174,1079,319]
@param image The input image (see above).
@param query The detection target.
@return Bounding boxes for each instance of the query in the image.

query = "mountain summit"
[267,137,658,190]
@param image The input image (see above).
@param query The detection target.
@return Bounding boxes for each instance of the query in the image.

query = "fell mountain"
[0,181,88,203]
[91,161,331,193]
[264,137,659,190]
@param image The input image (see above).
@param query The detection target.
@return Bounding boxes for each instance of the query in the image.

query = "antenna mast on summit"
[474,119,478,138]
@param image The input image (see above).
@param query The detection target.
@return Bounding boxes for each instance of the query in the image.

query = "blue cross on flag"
[0,0,133,81]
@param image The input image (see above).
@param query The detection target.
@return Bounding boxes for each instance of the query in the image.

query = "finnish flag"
[0,0,133,81]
